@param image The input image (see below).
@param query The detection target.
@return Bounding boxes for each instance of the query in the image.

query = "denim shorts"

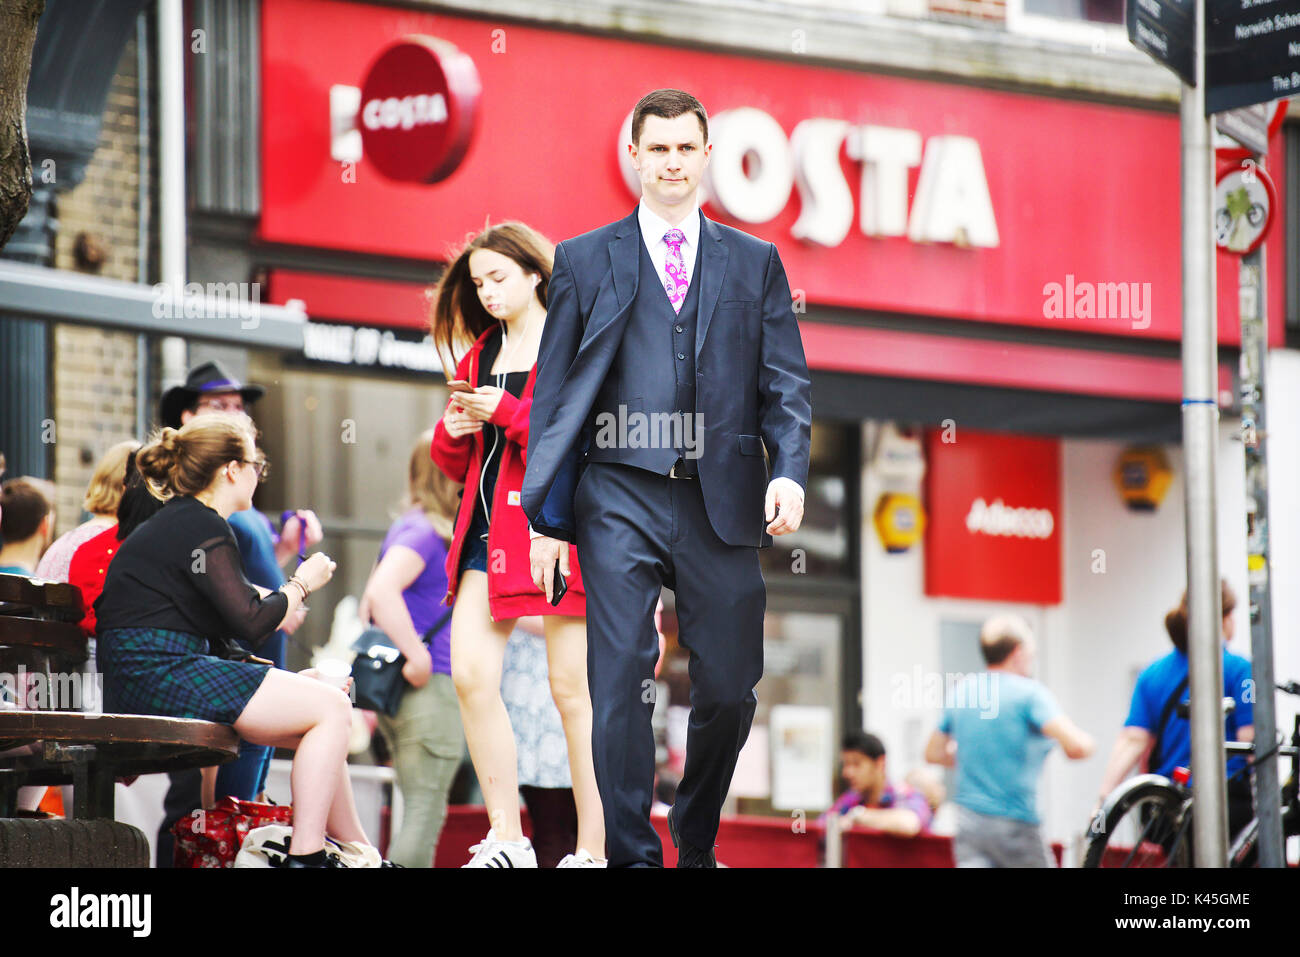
[457,512,490,577]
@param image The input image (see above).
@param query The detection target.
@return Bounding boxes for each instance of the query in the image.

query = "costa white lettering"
[361,92,448,131]
[907,135,1000,247]
[848,125,922,238]
[791,118,853,246]
[965,497,1054,540]
[623,109,999,249]
[705,108,793,224]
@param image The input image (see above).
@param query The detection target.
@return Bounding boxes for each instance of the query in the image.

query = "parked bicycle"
[1083,681,1300,868]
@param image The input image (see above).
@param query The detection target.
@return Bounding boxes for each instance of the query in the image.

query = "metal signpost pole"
[1239,222,1283,867]
[1181,0,1227,868]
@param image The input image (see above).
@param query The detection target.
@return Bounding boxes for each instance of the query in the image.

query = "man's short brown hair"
[979,614,1033,666]
[1,478,54,544]
[631,89,708,149]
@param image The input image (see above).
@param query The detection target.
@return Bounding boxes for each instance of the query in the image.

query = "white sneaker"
[557,849,607,868]
[461,828,537,868]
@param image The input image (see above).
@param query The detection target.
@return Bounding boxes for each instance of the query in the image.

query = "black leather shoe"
[274,851,347,868]
[667,806,717,868]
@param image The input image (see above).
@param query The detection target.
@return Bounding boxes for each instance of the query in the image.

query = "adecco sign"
[355,36,481,183]
[923,429,1062,605]
[618,110,999,249]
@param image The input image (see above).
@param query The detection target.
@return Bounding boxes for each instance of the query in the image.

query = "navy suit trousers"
[575,461,764,867]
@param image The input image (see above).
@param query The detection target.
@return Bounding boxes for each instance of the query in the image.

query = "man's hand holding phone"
[529,535,570,604]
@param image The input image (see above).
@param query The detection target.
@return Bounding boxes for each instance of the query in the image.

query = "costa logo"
[964,497,1055,540]
[357,36,481,183]
[362,92,449,131]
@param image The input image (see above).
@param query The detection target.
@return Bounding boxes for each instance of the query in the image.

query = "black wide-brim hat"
[159,359,265,428]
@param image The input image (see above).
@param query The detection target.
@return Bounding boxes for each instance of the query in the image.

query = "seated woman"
[94,414,375,868]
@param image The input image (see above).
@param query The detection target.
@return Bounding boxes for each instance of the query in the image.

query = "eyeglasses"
[243,459,270,482]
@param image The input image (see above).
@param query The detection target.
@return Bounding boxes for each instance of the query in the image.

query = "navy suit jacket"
[521,207,812,549]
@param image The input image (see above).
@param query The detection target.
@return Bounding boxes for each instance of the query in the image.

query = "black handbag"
[350,609,452,717]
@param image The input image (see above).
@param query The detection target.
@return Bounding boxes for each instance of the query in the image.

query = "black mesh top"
[95,496,288,648]
[469,328,529,531]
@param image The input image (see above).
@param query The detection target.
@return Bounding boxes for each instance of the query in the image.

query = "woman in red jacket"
[430,222,604,868]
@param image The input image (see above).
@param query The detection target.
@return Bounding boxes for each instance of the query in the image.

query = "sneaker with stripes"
[461,828,537,868]
[556,848,607,868]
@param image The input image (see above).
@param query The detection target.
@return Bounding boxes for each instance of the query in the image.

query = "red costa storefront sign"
[357,36,480,183]
[923,430,1062,605]
[260,0,1284,345]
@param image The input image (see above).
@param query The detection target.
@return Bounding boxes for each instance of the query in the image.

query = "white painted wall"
[860,414,1260,863]
[1264,350,1300,779]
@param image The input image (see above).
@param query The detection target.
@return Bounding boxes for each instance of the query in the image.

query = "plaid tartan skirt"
[98,627,271,725]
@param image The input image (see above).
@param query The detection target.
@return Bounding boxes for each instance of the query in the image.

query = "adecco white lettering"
[620,108,999,249]
[965,497,1054,540]
[361,92,448,131]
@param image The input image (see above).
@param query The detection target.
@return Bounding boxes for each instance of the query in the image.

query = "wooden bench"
[0,573,88,684]
[0,573,242,866]
[0,710,239,819]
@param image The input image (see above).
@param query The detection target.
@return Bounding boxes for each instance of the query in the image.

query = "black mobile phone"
[550,558,568,607]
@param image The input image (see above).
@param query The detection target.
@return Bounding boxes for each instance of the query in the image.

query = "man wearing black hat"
[155,360,324,865]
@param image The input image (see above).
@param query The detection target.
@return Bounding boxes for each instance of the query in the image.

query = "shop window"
[654,602,849,822]
[1006,0,1128,46]
[759,419,856,580]
[1022,0,1122,23]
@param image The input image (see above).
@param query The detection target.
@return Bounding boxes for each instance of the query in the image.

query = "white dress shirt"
[638,200,701,287]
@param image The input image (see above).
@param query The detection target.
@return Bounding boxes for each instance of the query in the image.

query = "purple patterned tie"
[662,228,689,314]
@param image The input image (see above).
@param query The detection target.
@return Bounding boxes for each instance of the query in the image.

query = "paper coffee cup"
[315,658,352,689]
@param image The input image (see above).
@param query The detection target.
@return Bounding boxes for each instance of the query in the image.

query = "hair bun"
[159,427,180,451]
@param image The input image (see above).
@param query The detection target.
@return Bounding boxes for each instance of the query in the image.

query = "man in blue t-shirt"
[925,614,1095,867]
[1095,581,1255,838]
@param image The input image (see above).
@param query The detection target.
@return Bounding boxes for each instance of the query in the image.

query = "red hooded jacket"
[431,327,585,620]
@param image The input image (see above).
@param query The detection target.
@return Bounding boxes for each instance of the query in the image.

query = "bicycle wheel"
[1084,777,1191,868]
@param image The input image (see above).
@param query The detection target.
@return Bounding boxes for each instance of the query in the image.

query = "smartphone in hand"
[446,379,473,393]
[550,558,568,607]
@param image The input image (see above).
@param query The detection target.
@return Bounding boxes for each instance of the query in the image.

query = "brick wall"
[49,36,146,535]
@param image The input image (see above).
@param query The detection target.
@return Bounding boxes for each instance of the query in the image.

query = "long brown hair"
[406,428,459,542]
[429,221,555,377]
[136,415,258,502]
[1165,578,1237,653]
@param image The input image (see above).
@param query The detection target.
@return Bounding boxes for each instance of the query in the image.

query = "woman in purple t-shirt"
[359,430,465,867]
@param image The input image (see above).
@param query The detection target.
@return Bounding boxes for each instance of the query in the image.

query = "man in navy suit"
[522,89,812,867]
